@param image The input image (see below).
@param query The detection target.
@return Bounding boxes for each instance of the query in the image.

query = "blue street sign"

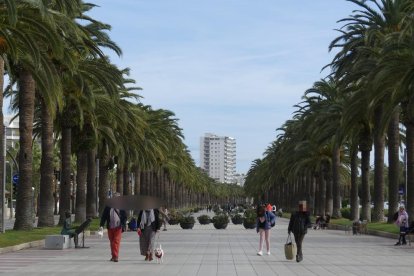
[12,173,19,185]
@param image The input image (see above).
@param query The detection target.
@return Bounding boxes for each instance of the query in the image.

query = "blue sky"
[82,1,358,174]
[0,1,359,174]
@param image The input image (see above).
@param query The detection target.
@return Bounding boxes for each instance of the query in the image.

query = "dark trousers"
[293,233,305,257]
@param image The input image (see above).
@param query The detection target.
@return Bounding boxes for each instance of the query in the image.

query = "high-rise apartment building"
[200,133,236,184]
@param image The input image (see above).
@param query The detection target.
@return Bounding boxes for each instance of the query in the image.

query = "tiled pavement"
[0,212,413,276]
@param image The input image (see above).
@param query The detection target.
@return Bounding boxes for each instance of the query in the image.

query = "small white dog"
[97,227,104,239]
[154,244,164,264]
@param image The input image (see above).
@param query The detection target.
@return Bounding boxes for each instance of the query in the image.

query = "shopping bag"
[284,234,297,260]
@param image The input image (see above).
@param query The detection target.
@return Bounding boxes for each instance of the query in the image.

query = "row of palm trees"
[0,0,244,231]
[244,0,414,223]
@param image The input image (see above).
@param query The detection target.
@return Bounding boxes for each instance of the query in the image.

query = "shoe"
[110,258,114,262]
[395,242,401,246]
[402,242,407,245]
[145,253,149,261]
[163,229,167,231]
[257,251,263,256]
[267,251,270,255]
[148,253,153,261]
[296,255,303,262]
[113,258,118,262]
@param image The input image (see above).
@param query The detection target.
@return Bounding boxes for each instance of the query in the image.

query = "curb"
[0,239,45,254]
[0,229,105,254]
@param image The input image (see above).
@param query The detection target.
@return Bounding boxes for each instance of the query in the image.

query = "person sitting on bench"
[61,210,79,248]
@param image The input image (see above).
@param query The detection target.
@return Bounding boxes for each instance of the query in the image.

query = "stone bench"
[44,235,72,249]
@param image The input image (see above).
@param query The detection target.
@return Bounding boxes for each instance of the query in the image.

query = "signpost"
[12,173,18,185]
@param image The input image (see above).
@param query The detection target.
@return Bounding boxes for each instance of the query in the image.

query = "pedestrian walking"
[137,208,161,261]
[288,201,311,262]
[160,206,169,231]
[394,206,409,246]
[99,193,127,262]
[256,205,276,256]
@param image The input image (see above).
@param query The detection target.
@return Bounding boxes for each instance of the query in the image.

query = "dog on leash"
[154,244,164,264]
[97,227,104,239]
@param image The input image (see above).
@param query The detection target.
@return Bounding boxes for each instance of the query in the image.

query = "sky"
[2,1,359,174]
[82,0,360,174]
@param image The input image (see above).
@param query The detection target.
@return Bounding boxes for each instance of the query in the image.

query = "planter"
[198,218,211,225]
[213,222,228,229]
[180,222,194,229]
[243,221,256,229]
[168,219,179,225]
[231,216,243,225]
[197,215,211,225]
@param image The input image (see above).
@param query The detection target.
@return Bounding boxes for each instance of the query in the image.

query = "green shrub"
[197,214,211,224]
[341,208,351,219]
[243,208,256,225]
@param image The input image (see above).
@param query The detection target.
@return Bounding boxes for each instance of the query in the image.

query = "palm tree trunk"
[58,126,72,225]
[332,146,342,218]
[325,163,333,215]
[387,109,400,222]
[350,145,359,221]
[75,151,87,223]
[116,166,123,195]
[406,121,414,222]
[98,156,109,215]
[360,148,371,222]
[86,149,97,218]
[14,69,35,230]
[133,165,141,195]
[372,106,385,222]
[123,166,130,195]
[38,100,55,227]
[318,167,326,216]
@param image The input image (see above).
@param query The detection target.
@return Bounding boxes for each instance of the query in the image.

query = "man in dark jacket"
[100,193,127,262]
[288,201,311,262]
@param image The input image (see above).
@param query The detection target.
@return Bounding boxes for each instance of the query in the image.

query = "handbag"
[284,234,297,260]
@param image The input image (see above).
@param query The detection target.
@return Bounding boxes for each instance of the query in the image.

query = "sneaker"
[257,251,263,256]
[267,251,270,255]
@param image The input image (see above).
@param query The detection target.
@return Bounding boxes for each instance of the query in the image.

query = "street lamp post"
[1,125,6,233]
[6,161,12,219]
[405,148,408,206]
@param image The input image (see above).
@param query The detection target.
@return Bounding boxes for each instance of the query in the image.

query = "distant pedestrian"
[100,193,127,262]
[256,205,276,256]
[137,209,161,261]
[161,206,169,231]
[394,206,409,246]
[288,201,311,262]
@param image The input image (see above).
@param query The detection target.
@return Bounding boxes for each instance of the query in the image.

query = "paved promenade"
[0,213,413,276]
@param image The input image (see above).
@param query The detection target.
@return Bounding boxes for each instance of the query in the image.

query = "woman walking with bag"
[288,201,311,262]
[256,205,276,256]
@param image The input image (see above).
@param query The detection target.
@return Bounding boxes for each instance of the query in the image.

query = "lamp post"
[96,158,99,216]
[404,148,408,206]
[6,161,12,219]
[1,125,6,233]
